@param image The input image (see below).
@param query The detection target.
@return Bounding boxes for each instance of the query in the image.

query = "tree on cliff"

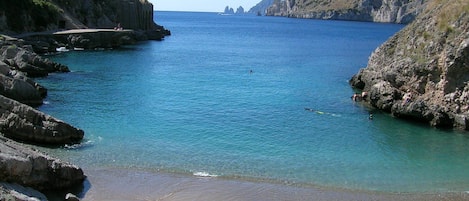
[0,0,61,33]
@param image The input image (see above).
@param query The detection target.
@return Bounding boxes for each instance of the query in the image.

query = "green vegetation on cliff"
[0,0,61,32]
[0,0,164,35]
[266,0,426,24]
[350,0,469,129]
[294,0,360,11]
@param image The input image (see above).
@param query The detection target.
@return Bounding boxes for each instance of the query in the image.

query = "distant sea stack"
[350,0,469,129]
[265,0,427,24]
[222,6,247,15]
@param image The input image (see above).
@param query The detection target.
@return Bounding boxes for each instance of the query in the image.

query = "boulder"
[368,81,399,112]
[0,71,44,106]
[0,95,84,145]
[0,45,70,77]
[0,136,85,191]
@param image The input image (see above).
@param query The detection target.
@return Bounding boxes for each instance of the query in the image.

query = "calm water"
[37,12,469,192]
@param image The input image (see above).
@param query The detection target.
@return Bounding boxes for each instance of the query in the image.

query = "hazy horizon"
[149,0,260,12]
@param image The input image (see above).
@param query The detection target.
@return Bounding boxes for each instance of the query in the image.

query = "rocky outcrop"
[0,95,84,144]
[0,0,170,40]
[1,41,70,77]
[248,0,275,15]
[53,29,137,50]
[266,0,427,24]
[0,136,85,191]
[350,0,469,129]
[0,36,72,105]
[0,35,84,144]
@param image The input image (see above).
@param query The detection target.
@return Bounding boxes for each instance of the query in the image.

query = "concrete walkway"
[53,29,133,35]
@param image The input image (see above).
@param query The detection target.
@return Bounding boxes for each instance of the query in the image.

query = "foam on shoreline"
[79,168,469,201]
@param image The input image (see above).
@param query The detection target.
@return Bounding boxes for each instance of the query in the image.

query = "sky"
[149,0,261,12]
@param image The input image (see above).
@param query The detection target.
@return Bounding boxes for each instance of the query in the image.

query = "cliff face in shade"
[350,0,469,129]
[266,0,427,24]
[0,0,166,34]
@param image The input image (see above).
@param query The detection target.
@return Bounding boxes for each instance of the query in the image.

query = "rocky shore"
[350,0,469,130]
[0,34,87,200]
[0,0,170,199]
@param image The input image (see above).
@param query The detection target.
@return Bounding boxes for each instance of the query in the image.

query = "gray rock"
[266,0,426,24]
[351,0,469,129]
[0,95,84,144]
[0,44,70,77]
[55,30,137,50]
[0,72,43,106]
[0,136,85,191]
[0,182,48,201]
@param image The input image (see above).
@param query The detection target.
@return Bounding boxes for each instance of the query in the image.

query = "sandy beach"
[76,168,469,201]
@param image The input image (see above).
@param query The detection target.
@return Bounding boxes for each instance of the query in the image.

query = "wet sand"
[78,168,469,201]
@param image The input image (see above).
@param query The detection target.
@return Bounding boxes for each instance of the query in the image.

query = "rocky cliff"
[248,0,275,15]
[266,0,427,24]
[350,0,469,129]
[0,0,170,40]
[0,136,85,191]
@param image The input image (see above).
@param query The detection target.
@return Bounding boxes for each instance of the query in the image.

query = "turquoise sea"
[37,11,469,193]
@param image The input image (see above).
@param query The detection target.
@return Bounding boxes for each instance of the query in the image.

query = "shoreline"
[77,167,469,201]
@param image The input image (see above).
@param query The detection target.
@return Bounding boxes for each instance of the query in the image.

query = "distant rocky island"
[0,0,170,200]
[222,6,247,15]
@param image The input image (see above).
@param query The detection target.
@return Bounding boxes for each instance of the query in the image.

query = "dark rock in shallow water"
[0,136,86,191]
[0,95,84,145]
